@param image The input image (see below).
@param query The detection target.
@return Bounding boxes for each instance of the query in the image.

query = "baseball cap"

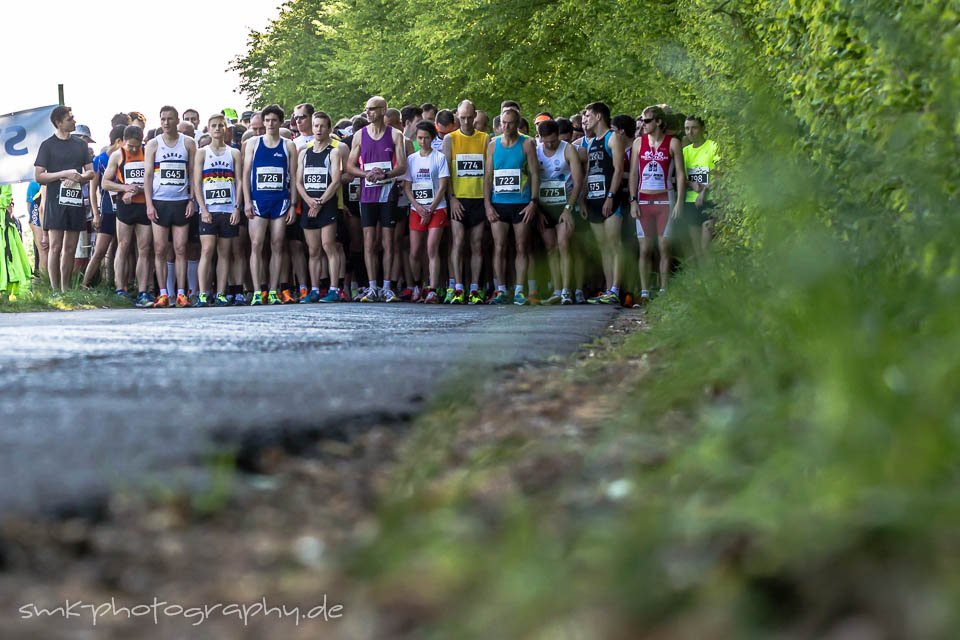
[241,111,255,120]
[533,113,552,125]
[72,124,96,142]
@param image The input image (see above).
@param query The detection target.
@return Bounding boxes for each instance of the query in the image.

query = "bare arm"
[184,138,197,218]
[242,139,255,218]
[521,138,539,224]
[346,134,364,178]
[670,137,686,219]
[566,142,584,206]
[322,146,342,204]
[193,148,209,219]
[628,138,641,218]
[388,129,407,180]
[143,139,158,213]
[483,141,496,222]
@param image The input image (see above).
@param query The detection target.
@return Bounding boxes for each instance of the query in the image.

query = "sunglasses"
[293,114,309,121]
[641,118,655,123]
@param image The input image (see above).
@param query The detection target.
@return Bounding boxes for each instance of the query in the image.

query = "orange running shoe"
[153,293,170,308]
[280,289,297,304]
[175,293,191,308]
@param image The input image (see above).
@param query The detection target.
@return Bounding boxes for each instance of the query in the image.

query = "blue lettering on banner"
[2,127,28,156]
[0,104,57,183]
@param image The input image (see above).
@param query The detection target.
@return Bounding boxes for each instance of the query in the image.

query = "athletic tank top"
[200,145,237,214]
[491,134,530,205]
[152,133,189,201]
[638,134,673,194]
[303,142,336,199]
[536,140,573,208]
[117,147,146,204]
[342,135,361,206]
[251,136,289,202]
[585,131,614,213]
[449,129,488,199]
[359,126,396,204]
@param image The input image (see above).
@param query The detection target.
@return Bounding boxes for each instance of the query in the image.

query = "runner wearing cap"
[33,106,95,293]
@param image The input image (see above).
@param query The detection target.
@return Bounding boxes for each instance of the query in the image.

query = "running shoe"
[587,291,606,305]
[411,287,422,303]
[338,289,349,302]
[424,289,439,304]
[527,290,541,305]
[442,288,455,304]
[513,291,529,306]
[542,292,562,305]
[267,290,283,305]
[399,287,413,302]
[489,291,508,305]
[250,292,263,306]
[468,291,484,305]
[115,289,130,300]
[360,287,380,303]
[319,289,340,303]
[575,290,586,305]
[195,293,209,308]
[600,291,621,305]
[280,289,297,304]
[451,289,465,305]
[351,287,361,301]
[135,292,155,308]
[261,290,268,305]
[233,292,247,306]
[301,289,321,304]
[175,293,191,308]
[560,292,574,305]
[215,293,231,306]
[299,287,309,302]
[153,293,170,308]
[188,292,199,306]
[382,289,399,303]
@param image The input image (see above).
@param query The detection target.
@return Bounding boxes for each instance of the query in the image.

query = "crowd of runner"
[29,97,719,308]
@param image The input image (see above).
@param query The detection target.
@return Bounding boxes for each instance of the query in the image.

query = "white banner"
[0,105,57,184]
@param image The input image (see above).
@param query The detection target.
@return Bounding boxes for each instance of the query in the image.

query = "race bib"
[363,161,394,188]
[455,154,484,177]
[640,161,666,191]
[348,178,361,202]
[256,166,284,191]
[493,169,521,194]
[158,162,186,186]
[539,180,567,205]
[586,174,606,199]
[687,167,709,185]
[412,181,435,205]
[303,166,329,194]
[58,181,82,207]
[204,183,233,206]
[123,161,146,185]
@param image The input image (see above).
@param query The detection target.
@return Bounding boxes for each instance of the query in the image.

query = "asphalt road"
[0,304,616,518]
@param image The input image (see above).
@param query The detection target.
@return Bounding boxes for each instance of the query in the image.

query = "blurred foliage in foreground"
[317,1,960,638]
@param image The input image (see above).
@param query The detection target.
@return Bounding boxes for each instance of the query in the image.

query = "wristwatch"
[605,192,615,199]
[563,203,572,210]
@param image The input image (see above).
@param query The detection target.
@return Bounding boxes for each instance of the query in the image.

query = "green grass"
[0,279,134,312]
[340,226,960,638]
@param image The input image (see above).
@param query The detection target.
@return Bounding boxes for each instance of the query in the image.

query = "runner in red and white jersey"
[628,105,685,304]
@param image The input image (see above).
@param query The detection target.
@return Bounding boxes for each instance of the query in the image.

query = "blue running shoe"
[319,289,340,303]
[300,289,321,304]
